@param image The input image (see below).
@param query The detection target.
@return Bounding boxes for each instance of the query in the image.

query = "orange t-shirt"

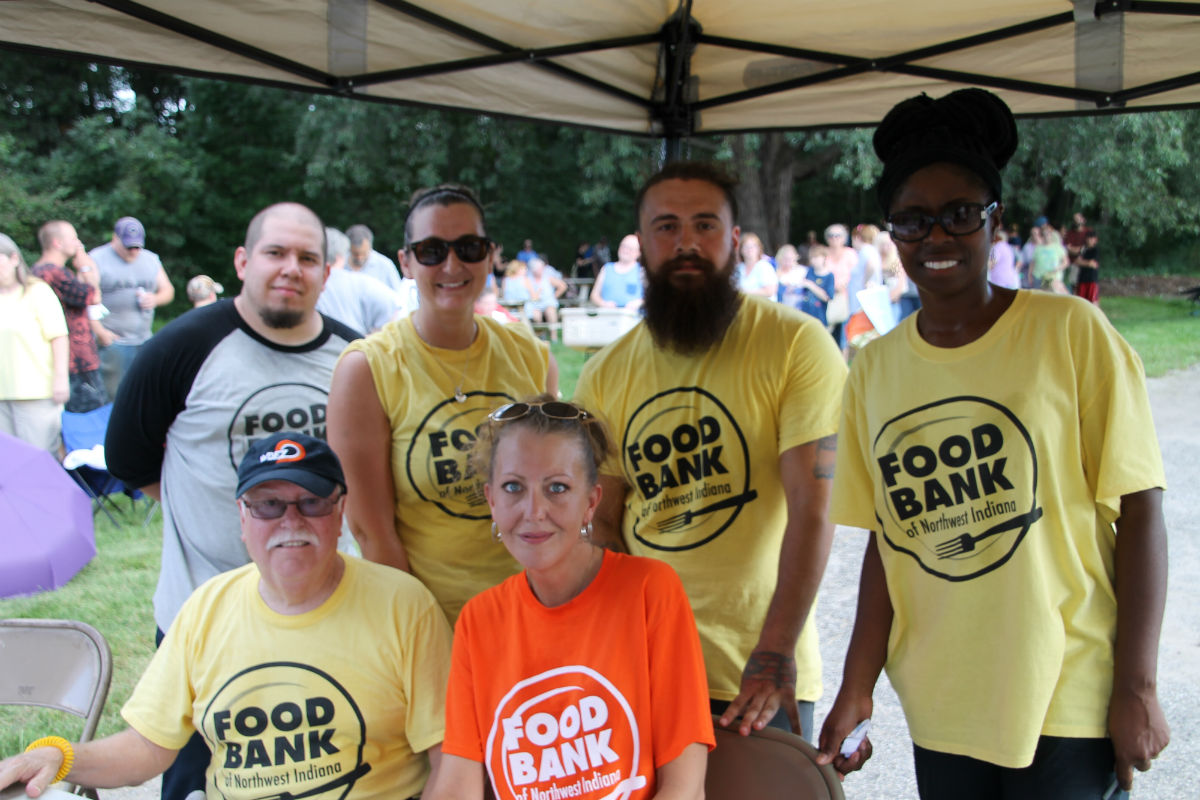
[443,550,714,800]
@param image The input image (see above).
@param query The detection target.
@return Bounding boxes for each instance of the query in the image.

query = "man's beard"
[641,253,741,355]
[260,307,306,329]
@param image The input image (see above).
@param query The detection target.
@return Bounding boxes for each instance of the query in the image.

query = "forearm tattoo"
[743,650,798,691]
[813,434,838,480]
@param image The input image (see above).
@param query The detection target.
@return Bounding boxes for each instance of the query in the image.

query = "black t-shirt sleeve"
[105,302,239,488]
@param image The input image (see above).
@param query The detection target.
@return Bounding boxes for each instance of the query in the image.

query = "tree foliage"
[2,47,1198,316]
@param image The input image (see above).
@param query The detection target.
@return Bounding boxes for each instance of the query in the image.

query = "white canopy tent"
[1,0,1198,138]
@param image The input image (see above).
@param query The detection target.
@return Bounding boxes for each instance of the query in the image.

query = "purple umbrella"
[0,432,96,598]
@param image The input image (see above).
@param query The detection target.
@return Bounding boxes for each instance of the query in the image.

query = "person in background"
[818,87,1168,800]
[0,432,452,800]
[516,238,538,263]
[327,184,557,627]
[876,231,909,325]
[524,257,566,338]
[1074,231,1101,305]
[778,243,834,327]
[572,240,597,280]
[346,223,405,294]
[1032,225,1070,295]
[0,232,68,454]
[316,226,398,334]
[824,223,858,349]
[31,220,107,412]
[736,232,779,299]
[185,275,223,308]
[90,216,174,400]
[427,398,715,800]
[590,233,644,310]
[987,227,1021,290]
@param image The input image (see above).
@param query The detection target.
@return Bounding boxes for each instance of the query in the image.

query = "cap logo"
[259,439,305,464]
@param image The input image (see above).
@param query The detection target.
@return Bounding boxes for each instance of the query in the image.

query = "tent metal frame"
[4,0,1200,139]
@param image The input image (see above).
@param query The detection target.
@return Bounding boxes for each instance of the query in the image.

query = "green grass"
[0,501,160,754]
[1101,295,1200,377]
[550,341,590,399]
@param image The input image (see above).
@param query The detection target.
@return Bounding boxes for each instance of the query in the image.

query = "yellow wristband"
[25,736,75,784]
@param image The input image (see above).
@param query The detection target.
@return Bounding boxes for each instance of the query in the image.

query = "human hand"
[52,375,70,405]
[73,249,100,286]
[816,690,874,776]
[95,326,116,347]
[137,289,156,310]
[0,747,65,797]
[1109,684,1169,791]
[718,651,800,736]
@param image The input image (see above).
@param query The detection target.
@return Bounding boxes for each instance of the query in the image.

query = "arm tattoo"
[742,650,798,691]
[813,434,838,480]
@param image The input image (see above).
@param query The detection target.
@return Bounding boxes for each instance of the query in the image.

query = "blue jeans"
[99,342,142,402]
[155,627,209,800]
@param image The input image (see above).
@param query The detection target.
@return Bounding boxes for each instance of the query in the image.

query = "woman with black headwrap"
[815,89,1169,799]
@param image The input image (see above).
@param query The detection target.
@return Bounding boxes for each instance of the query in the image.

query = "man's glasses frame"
[886,201,999,243]
[407,235,493,266]
[240,493,342,520]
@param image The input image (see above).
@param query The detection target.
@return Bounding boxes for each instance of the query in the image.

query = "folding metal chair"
[705,716,845,800]
[60,403,142,526]
[0,619,113,798]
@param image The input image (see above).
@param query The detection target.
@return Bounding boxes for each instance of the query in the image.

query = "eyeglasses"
[489,401,589,423]
[407,235,492,266]
[240,493,341,520]
[886,202,999,243]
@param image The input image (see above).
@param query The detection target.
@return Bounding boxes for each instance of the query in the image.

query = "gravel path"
[103,365,1200,800]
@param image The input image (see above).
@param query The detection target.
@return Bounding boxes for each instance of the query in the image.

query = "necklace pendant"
[454,387,467,403]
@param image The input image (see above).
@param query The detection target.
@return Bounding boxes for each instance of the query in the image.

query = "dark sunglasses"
[407,235,492,266]
[886,201,998,242]
[489,401,589,423]
[240,493,341,520]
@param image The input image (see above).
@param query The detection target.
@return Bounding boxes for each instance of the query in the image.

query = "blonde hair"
[775,244,799,270]
[471,395,612,486]
[0,232,31,291]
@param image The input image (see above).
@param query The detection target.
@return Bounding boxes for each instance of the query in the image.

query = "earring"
[492,522,502,542]
[580,521,593,540]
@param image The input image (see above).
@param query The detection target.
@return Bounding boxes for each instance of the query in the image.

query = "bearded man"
[573,161,846,743]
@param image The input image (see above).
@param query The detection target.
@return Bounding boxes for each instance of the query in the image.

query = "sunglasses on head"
[489,401,589,423]
[887,201,999,243]
[240,493,341,520]
[407,235,492,266]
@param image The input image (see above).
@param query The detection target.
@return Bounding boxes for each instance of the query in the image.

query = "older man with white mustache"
[1,432,453,800]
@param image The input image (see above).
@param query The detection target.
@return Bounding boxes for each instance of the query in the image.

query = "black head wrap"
[874,88,1018,213]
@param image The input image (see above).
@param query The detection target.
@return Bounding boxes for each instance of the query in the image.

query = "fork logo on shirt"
[873,395,1042,581]
[407,391,516,519]
[621,387,755,552]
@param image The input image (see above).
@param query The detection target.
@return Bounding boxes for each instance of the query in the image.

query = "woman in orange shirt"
[427,397,714,800]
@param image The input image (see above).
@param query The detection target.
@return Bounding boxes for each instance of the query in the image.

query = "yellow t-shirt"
[121,556,453,800]
[573,296,847,701]
[831,290,1166,767]
[0,280,67,399]
[342,315,549,623]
